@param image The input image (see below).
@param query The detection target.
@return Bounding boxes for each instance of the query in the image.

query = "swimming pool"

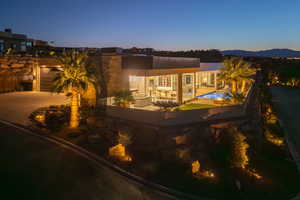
[196,92,230,100]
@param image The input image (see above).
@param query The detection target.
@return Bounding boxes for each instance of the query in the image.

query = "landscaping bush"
[113,89,135,108]
[30,105,70,131]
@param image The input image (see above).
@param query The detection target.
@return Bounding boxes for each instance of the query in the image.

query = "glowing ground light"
[202,170,215,178]
[191,160,215,178]
[35,114,45,122]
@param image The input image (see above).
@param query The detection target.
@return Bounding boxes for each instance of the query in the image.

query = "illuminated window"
[26,42,32,47]
[0,40,4,52]
[149,79,154,87]
[210,73,215,85]
[158,76,171,87]
[21,41,26,52]
[185,75,192,85]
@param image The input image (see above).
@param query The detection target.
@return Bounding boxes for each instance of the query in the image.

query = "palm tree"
[219,58,255,94]
[53,51,94,128]
[238,64,256,94]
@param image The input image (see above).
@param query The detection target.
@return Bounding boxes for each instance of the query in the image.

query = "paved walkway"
[0,92,68,125]
[0,121,173,200]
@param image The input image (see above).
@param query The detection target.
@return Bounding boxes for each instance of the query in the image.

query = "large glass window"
[26,41,32,47]
[149,79,154,87]
[196,72,215,88]
[158,76,171,87]
[172,74,177,91]
[21,41,26,52]
[185,75,192,85]
[210,73,215,85]
[0,40,4,52]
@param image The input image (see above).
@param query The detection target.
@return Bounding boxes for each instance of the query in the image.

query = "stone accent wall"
[102,56,126,97]
[0,56,35,92]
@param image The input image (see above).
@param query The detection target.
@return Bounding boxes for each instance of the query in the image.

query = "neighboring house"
[0,28,48,54]
[0,29,33,53]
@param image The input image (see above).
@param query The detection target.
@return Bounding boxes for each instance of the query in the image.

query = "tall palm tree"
[53,51,94,128]
[219,58,255,94]
[238,64,256,94]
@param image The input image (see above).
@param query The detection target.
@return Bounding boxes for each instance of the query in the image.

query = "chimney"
[4,28,12,33]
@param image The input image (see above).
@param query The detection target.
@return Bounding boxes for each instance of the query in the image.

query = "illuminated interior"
[129,70,224,104]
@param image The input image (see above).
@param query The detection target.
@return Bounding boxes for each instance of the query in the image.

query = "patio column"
[177,73,183,104]
[32,62,40,92]
[214,72,217,90]
[194,72,197,98]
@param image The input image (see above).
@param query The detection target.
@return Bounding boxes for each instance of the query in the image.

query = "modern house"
[0,48,224,105]
[110,55,224,104]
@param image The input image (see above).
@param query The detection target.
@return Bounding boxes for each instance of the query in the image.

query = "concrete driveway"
[0,92,68,125]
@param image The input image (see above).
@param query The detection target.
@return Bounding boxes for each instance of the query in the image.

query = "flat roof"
[199,62,223,71]
[122,55,200,70]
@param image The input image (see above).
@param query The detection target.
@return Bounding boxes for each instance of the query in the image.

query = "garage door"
[40,67,58,92]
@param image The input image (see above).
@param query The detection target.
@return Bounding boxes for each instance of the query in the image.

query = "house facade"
[102,55,224,104]
[0,49,224,105]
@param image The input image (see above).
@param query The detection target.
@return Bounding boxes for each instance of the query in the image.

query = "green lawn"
[179,103,215,110]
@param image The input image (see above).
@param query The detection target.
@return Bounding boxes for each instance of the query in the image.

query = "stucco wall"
[122,55,153,69]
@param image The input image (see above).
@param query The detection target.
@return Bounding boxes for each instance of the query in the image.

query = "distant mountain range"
[222,49,300,58]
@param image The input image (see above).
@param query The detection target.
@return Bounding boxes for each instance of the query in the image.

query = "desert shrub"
[44,106,69,131]
[118,130,132,146]
[214,128,249,169]
[231,129,249,169]
[30,105,70,131]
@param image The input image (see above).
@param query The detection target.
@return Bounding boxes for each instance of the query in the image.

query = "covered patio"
[127,65,224,108]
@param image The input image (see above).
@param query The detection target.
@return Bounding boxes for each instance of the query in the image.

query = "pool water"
[196,92,230,100]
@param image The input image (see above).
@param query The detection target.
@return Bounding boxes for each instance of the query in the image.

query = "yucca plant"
[113,89,135,108]
[52,51,94,128]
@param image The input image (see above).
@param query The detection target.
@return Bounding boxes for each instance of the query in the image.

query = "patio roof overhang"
[123,67,201,76]
[123,66,221,76]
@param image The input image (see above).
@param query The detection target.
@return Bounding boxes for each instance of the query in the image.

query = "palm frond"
[52,50,93,93]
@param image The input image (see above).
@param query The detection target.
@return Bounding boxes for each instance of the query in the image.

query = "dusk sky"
[1,0,300,50]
